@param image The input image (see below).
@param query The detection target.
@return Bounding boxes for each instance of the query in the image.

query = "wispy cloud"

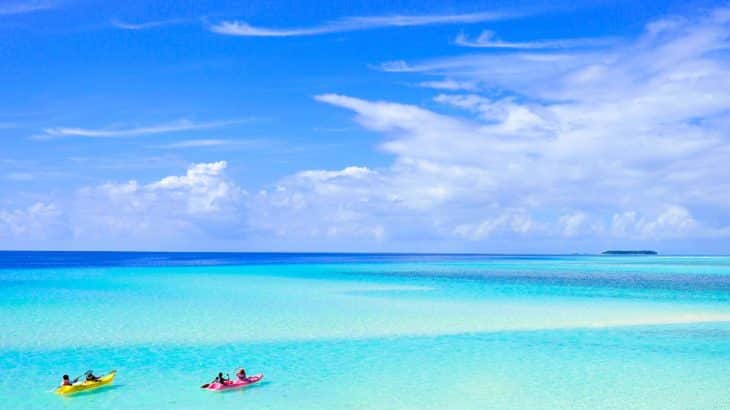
[378,60,417,72]
[209,11,516,37]
[0,0,53,15]
[37,119,246,140]
[455,30,618,49]
[153,139,233,149]
[111,18,188,30]
[418,79,477,91]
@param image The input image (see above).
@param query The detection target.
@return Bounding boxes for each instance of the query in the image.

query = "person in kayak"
[236,368,247,381]
[85,372,101,382]
[61,375,73,386]
[214,372,229,385]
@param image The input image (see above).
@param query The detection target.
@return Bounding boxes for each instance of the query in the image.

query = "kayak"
[55,371,116,395]
[204,374,263,391]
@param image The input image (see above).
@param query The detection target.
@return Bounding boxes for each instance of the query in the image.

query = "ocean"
[1,252,729,409]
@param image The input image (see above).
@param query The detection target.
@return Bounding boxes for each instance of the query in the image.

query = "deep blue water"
[0,251,594,268]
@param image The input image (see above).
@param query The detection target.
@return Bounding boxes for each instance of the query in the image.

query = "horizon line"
[2,250,715,256]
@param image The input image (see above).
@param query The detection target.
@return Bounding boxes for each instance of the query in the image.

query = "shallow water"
[1,252,729,409]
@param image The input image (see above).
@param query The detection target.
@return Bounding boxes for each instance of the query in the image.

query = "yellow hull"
[55,371,116,395]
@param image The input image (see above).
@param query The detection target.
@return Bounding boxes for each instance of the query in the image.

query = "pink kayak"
[204,374,264,391]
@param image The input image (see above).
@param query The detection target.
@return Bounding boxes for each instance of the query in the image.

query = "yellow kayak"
[55,370,116,395]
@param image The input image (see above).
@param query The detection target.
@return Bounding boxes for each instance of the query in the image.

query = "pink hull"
[205,374,263,391]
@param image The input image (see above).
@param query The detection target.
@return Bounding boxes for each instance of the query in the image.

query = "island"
[601,250,658,255]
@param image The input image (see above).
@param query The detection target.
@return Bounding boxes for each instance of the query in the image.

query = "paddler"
[214,372,229,385]
[236,368,247,381]
[61,375,73,386]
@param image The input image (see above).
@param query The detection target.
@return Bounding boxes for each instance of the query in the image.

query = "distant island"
[601,250,658,255]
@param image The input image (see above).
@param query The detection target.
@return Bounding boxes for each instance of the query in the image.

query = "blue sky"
[1,0,729,253]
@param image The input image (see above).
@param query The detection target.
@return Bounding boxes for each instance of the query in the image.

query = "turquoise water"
[1,253,729,408]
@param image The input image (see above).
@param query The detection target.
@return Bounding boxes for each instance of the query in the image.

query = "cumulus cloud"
[209,11,515,37]
[0,202,61,238]
[146,161,238,214]
[78,161,242,220]
[251,8,730,249]
[1,162,245,249]
[453,211,535,240]
[611,206,698,239]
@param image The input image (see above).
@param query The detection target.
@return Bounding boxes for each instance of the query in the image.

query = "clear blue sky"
[1,0,729,253]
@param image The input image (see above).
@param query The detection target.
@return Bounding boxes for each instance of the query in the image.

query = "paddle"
[200,373,230,388]
[72,373,84,384]
[67,372,84,385]
[201,376,218,389]
[82,369,110,383]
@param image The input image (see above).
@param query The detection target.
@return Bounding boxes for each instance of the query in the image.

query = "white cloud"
[262,8,730,248]
[379,60,415,72]
[146,161,238,214]
[248,165,392,243]
[433,94,548,134]
[84,161,241,217]
[38,119,244,139]
[0,162,246,249]
[455,30,617,49]
[209,11,514,37]
[0,202,63,240]
[110,18,187,30]
[559,212,588,238]
[0,1,53,15]
[453,211,535,240]
[418,79,478,91]
[72,161,245,245]
[297,166,375,182]
[611,206,698,239]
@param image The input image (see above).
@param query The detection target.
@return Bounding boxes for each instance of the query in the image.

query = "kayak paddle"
[201,373,230,388]
[71,373,83,384]
[201,377,216,388]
